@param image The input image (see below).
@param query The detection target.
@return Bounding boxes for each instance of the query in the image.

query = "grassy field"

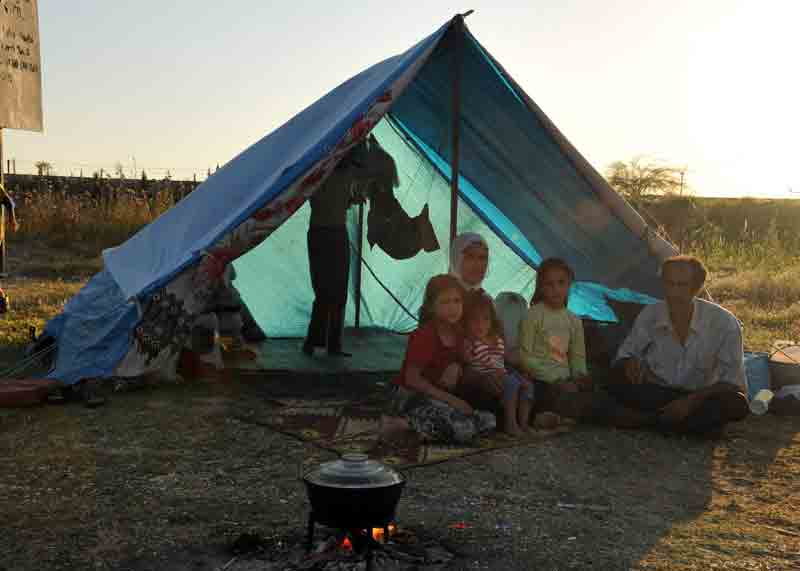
[0,379,797,571]
[635,196,800,350]
[2,194,798,350]
[0,193,797,570]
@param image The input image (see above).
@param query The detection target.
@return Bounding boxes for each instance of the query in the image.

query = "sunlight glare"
[687,3,799,197]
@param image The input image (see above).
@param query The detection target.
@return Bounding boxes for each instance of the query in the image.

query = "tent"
[43,14,675,385]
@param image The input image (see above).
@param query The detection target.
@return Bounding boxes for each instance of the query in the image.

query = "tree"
[605,156,687,199]
[35,161,53,176]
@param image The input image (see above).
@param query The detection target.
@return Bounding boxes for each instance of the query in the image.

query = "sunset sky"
[7,0,798,198]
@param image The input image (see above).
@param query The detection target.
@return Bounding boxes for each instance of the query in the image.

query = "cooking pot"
[302,453,405,529]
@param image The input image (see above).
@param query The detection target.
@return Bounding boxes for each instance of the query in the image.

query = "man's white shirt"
[615,299,747,391]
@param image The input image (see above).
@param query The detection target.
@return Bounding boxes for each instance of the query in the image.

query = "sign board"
[0,0,41,131]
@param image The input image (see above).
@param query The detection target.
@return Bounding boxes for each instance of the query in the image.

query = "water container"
[743,351,770,401]
[749,389,774,415]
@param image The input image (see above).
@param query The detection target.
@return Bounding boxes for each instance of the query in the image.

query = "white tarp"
[0,0,42,131]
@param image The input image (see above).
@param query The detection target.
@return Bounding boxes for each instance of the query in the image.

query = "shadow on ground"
[0,367,798,570]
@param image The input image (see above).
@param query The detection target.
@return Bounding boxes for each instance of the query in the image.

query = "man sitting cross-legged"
[608,255,750,438]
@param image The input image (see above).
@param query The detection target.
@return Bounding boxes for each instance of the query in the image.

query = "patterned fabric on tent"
[43,17,673,384]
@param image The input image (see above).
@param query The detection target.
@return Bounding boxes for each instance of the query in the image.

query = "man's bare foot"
[380,415,411,442]
[534,412,561,430]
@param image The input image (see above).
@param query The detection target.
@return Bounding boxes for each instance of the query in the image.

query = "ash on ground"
[226,526,458,570]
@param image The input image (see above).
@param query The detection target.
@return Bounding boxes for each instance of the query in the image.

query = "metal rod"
[449,17,465,250]
[306,514,315,552]
[354,200,365,329]
[0,128,6,276]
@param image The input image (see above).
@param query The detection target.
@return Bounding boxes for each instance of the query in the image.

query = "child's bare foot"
[380,415,411,442]
[534,412,561,430]
[503,419,523,437]
[380,414,409,442]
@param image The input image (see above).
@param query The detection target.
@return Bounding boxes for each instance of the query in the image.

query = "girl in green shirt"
[519,258,592,425]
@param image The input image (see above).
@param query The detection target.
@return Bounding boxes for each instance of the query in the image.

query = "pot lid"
[304,453,403,489]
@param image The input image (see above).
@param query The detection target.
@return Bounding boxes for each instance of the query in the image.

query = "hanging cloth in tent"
[365,135,440,259]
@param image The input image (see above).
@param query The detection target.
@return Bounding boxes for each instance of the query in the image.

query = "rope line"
[348,238,419,326]
[0,344,55,379]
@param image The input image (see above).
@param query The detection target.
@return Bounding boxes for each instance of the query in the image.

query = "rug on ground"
[234,391,574,469]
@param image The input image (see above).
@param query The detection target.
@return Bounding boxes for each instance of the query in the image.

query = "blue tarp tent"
[44,15,675,384]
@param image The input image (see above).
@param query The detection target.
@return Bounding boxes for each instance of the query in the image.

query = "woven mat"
[235,394,574,469]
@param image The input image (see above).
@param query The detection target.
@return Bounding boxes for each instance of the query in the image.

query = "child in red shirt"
[383,274,495,443]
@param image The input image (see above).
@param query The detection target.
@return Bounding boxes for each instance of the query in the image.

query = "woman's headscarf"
[449,232,489,291]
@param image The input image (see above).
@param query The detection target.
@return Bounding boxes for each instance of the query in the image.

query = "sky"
[6,0,799,198]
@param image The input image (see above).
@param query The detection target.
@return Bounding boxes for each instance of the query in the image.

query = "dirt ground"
[0,370,798,571]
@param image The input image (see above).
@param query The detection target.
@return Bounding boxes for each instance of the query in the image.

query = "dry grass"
[0,241,92,346]
[710,267,800,309]
[0,376,797,571]
[13,181,179,253]
[0,195,797,569]
[708,266,800,351]
[0,278,84,347]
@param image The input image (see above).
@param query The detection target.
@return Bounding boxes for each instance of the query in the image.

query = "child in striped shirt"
[462,291,535,435]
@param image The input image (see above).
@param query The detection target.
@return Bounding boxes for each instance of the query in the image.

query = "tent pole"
[354,200,364,329]
[449,16,465,251]
[0,128,5,277]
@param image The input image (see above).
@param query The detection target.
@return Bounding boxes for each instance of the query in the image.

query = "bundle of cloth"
[191,265,266,368]
[362,135,439,260]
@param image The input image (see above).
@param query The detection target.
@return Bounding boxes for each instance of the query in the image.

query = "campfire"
[332,524,398,551]
[241,455,455,569]
[370,523,396,543]
[304,523,454,570]
[237,523,455,570]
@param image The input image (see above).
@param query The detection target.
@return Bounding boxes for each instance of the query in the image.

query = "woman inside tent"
[448,232,506,407]
[449,232,490,293]
[302,139,399,358]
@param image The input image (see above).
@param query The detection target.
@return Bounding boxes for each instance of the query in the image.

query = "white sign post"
[0,0,42,274]
[0,0,42,131]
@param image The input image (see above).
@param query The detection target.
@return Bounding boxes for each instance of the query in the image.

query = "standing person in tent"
[302,139,399,357]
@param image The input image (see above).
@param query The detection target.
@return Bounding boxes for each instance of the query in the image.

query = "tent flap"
[44,16,668,384]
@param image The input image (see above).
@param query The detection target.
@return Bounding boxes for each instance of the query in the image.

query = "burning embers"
[297,523,454,570]
[325,524,398,552]
[226,523,453,570]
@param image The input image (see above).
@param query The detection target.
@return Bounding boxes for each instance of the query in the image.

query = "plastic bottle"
[749,389,774,415]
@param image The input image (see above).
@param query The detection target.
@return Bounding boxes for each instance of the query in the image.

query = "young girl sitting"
[519,258,592,423]
[381,274,495,444]
[463,291,535,436]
